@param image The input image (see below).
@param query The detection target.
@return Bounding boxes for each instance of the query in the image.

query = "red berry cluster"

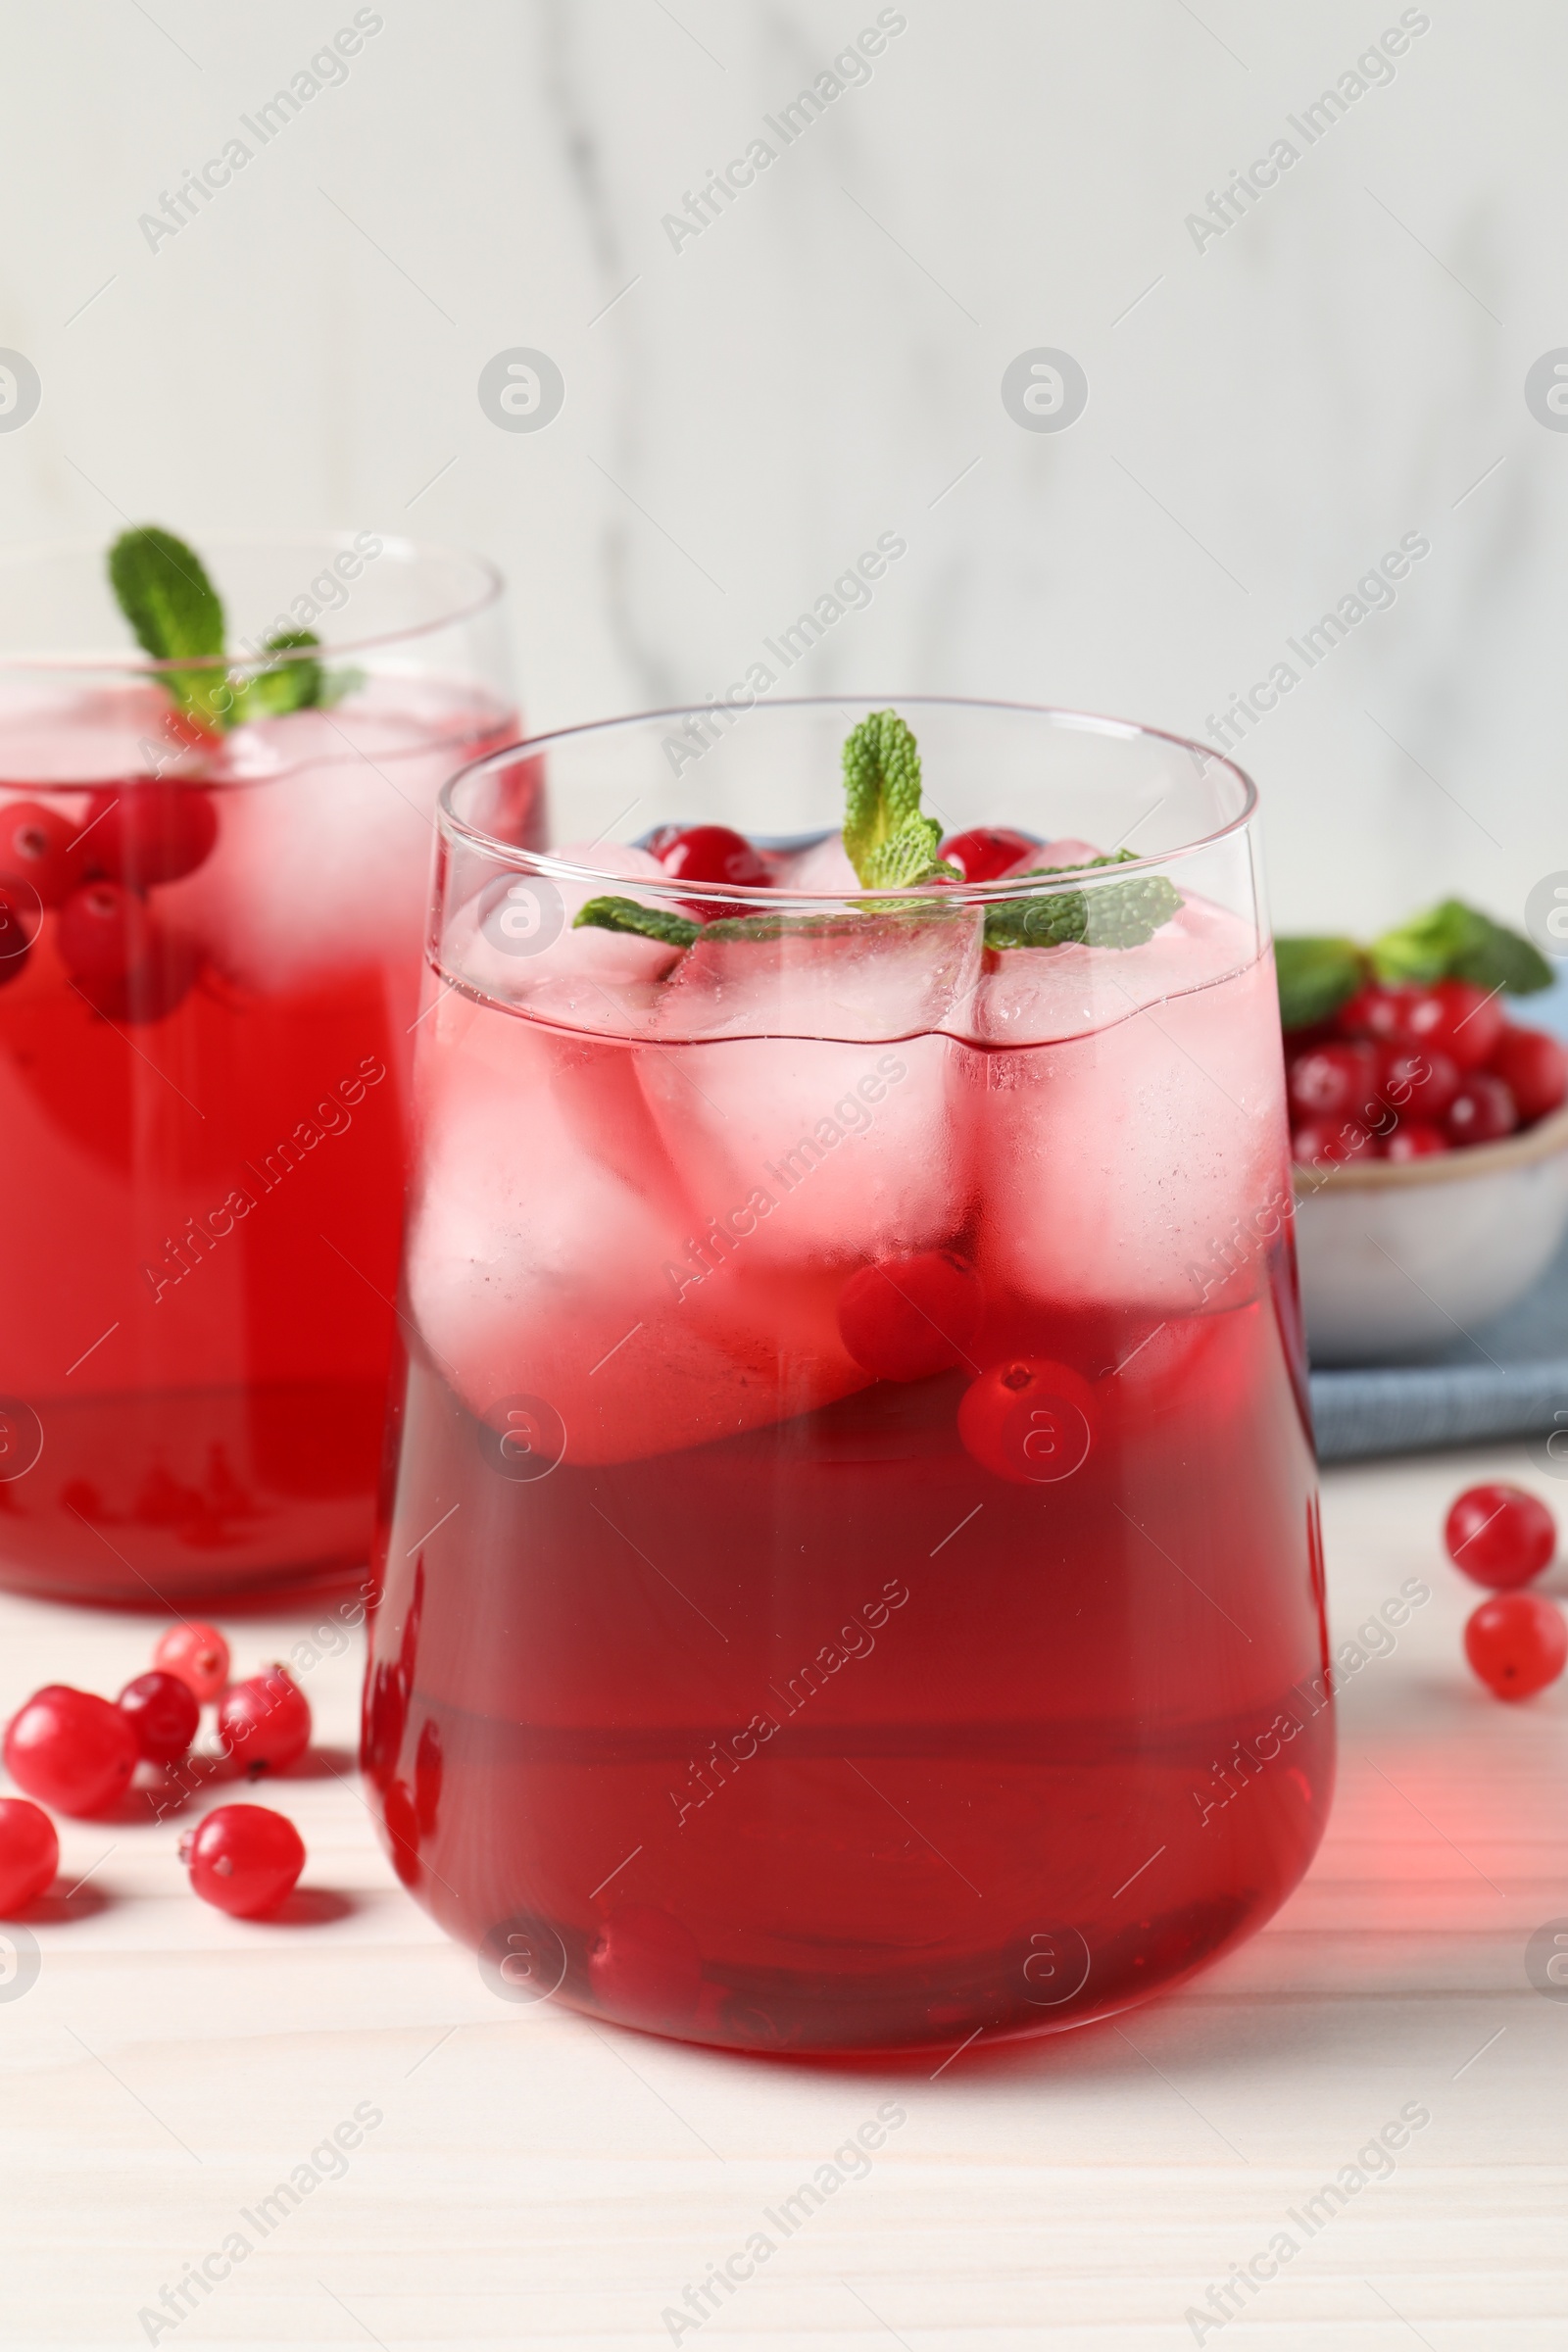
[0,1619,309,1919]
[0,781,218,1024]
[1287,982,1567,1168]
[1443,1483,1566,1699]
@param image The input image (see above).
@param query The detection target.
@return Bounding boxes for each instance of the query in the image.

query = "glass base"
[0,1379,381,1609]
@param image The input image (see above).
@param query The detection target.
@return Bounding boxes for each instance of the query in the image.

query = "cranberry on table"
[75,782,219,888]
[0,1797,59,1914]
[1382,1048,1460,1123]
[837,1250,984,1381]
[1287,1043,1383,1127]
[0,798,82,906]
[153,1621,230,1704]
[938,827,1040,883]
[957,1358,1097,1485]
[1291,1118,1376,1167]
[3,1686,138,1816]
[179,1803,305,1917]
[117,1671,200,1765]
[1383,1123,1450,1161]
[1464,1592,1567,1699]
[217,1665,312,1776]
[1489,1026,1568,1125]
[1445,1073,1517,1148]
[1445,1483,1557,1589]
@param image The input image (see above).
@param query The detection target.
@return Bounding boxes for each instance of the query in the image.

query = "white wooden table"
[2,1441,1564,2352]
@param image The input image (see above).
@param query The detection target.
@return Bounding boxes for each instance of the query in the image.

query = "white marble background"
[0,0,1562,936]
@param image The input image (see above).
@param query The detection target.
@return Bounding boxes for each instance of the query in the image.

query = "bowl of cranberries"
[1283,963,1568,1363]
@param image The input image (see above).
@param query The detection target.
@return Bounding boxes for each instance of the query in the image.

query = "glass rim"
[0,530,505,675]
[438,694,1259,906]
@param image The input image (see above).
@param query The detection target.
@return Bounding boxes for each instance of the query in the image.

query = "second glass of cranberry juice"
[368,699,1333,2055]
[0,536,522,1603]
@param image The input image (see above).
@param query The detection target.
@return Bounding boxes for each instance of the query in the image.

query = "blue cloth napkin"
[1309,971,1568,1460]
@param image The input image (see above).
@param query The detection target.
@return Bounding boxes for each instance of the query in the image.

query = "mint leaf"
[841,710,959,889]
[234,629,326,722]
[108,525,224,663]
[1369,899,1480,986]
[1371,898,1551,996]
[573,895,701,948]
[985,852,1182,954]
[108,525,231,731]
[1274,936,1365,1031]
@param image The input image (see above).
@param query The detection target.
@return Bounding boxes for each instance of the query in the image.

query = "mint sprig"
[1276,899,1552,1031]
[841,710,958,889]
[108,525,360,732]
[573,896,702,948]
[1370,899,1551,997]
[984,851,1183,953]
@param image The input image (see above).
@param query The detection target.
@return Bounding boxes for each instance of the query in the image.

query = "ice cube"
[446,841,682,1031]
[168,682,511,998]
[774,830,859,894]
[408,998,867,1462]
[964,939,1289,1315]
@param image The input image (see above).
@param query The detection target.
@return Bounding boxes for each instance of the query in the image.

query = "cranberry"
[1287,1043,1382,1126]
[117,1671,201,1764]
[153,1620,230,1704]
[179,1803,305,1917]
[1464,1592,1567,1700]
[837,1250,984,1381]
[938,827,1040,883]
[1446,1073,1517,1148]
[1445,1483,1557,1589]
[1403,978,1506,1070]
[957,1358,1097,1485]
[58,880,151,982]
[649,823,769,917]
[1382,1123,1450,1161]
[0,798,82,906]
[217,1665,312,1776]
[60,882,199,1023]
[1291,1118,1376,1167]
[588,1904,704,2029]
[0,1797,58,1913]
[76,783,219,888]
[1336,984,1414,1045]
[1382,1048,1460,1123]
[3,1686,138,1817]
[1489,1026,1568,1125]
[0,882,33,985]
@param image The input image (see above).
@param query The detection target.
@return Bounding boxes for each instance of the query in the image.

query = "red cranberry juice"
[367,998,1333,2055]
[0,683,519,1602]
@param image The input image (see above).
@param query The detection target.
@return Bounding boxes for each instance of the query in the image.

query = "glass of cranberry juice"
[0,537,524,1603]
[367,699,1333,2055]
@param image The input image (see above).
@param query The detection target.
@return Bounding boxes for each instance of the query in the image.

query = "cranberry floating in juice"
[367,698,1333,2055]
[0,531,521,1600]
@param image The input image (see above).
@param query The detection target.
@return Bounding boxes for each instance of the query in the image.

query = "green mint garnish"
[107,525,360,732]
[1275,899,1553,1031]
[1370,898,1551,997]
[841,710,958,889]
[1274,937,1365,1031]
[236,630,325,721]
[573,895,702,948]
[107,525,231,731]
[984,852,1183,953]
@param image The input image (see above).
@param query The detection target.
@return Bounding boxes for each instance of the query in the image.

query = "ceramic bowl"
[1293,1102,1568,1365]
